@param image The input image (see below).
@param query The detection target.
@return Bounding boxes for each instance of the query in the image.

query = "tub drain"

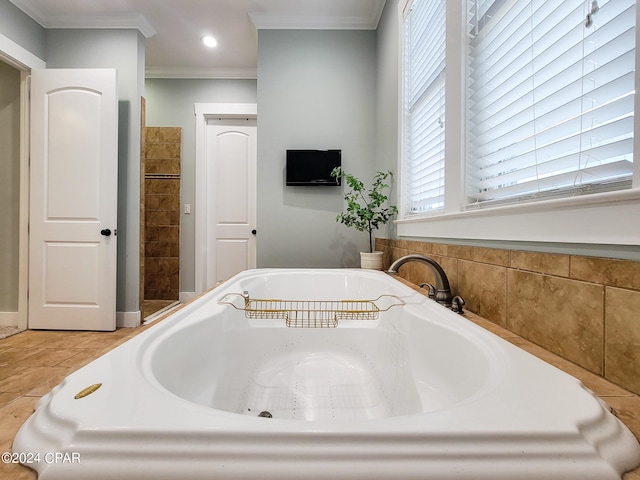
[258,411,272,418]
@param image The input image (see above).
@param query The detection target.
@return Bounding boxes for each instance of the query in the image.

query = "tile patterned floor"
[142,299,178,319]
[0,310,639,479]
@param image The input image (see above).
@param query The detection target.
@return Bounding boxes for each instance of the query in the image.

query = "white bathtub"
[13,269,640,479]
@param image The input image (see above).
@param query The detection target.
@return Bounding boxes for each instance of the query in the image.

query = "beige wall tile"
[145,126,160,143]
[605,287,640,395]
[471,247,510,267]
[145,143,181,160]
[374,238,386,253]
[404,239,432,254]
[510,250,570,277]
[156,126,182,143]
[146,194,180,210]
[428,243,473,260]
[145,178,180,195]
[458,260,507,327]
[431,243,449,256]
[507,270,604,374]
[145,158,181,175]
[147,210,179,227]
[506,337,630,397]
[572,256,640,290]
[448,245,474,261]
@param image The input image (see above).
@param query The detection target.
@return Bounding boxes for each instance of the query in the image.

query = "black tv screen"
[286,149,341,186]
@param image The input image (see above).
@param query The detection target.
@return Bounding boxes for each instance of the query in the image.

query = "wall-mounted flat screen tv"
[286,149,341,186]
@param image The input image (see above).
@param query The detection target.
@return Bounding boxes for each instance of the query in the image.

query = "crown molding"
[249,0,385,30]
[9,0,156,38]
[145,66,257,80]
[0,31,46,69]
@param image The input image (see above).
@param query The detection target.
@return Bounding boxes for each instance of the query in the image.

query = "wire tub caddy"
[218,292,407,328]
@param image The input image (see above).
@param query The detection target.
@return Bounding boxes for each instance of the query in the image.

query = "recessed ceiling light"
[201,35,218,48]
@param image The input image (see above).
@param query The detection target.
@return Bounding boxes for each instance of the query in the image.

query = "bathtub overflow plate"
[74,383,102,399]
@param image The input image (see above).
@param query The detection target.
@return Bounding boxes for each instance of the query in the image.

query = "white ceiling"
[9,0,387,78]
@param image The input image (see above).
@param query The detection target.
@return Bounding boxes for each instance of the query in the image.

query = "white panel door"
[206,119,257,286]
[29,68,118,331]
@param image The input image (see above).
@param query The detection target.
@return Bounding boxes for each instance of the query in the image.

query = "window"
[467,0,636,207]
[402,0,446,215]
[400,0,637,225]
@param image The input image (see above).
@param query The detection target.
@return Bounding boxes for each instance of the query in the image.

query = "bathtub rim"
[12,268,640,479]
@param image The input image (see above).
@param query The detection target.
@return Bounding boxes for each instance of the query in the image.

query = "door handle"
[251,229,257,235]
[100,229,112,237]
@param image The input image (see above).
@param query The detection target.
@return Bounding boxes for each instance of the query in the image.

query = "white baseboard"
[0,312,19,327]
[179,292,196,303]
[116,310,141,328]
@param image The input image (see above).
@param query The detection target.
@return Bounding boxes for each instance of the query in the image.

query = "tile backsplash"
[376,238,640,395]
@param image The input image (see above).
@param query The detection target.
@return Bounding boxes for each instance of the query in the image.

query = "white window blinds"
[466,0,635,207]
[403,0,446,215]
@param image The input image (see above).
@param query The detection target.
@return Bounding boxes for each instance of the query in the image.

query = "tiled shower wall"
[376,237,640,396]
[144,127,181,300]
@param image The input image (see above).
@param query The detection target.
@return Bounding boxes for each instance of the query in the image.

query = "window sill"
[395,189,640,245]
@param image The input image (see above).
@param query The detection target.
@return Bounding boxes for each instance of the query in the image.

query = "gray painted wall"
[0,0,45,61]
[0,60,20,311]
[144,78,258,293]
[257,29,378,268]
[45,29,146,314]
[375,0,401,242]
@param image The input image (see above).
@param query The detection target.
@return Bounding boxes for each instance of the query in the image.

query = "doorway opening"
[194,103,258,294]
[0,59,21,331]
[141,126,182,318]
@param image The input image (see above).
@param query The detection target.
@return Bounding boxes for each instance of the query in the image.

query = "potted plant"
[331,167,398,269]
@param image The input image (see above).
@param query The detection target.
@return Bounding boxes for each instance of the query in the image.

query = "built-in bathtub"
[13,269,640,479]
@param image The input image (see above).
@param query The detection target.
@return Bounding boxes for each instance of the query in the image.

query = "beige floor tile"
[29,332,95,351]
[25,368,75,397]
[0,367,69,396]
[0,392,21,409]
[73,334,130,350]
[57,349,105,370]
[0,462,37,480]
[0,331,52,349]
[0,397,39,480]
[18,348,85,368]
[0,347,48,366]
[0,366,28,383]
[625,468,640,480]
[0,396,39,449]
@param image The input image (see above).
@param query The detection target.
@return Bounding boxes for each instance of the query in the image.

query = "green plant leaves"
[330,167,398,252]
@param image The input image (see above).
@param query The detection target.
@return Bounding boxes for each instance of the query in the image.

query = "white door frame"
[0,34,45,330]
[194,103,257,294]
